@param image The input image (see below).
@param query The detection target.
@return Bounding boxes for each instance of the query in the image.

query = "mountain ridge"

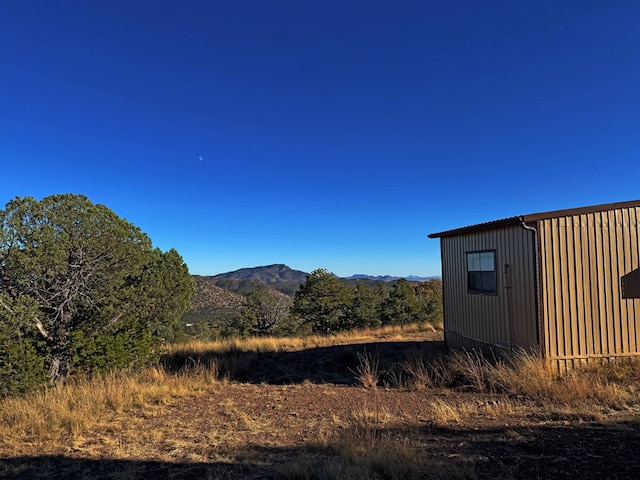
[209,264,438,284]
[184,265,441,330]
[347,274,439,282]
[210,264,308,284]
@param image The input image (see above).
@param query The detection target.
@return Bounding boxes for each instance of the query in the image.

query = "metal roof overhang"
[428,199,640,239]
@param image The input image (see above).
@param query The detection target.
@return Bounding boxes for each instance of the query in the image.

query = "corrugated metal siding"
[440,224,537,350]
[539,207,640,368]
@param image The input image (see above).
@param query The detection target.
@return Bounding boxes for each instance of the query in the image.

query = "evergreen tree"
[349,282,386,329]
[383,278,420,327]
[240,285,292,336]
[414,279,443,328]
[0,194,195,387]
[292,269,353,334]
[0,294,47,396]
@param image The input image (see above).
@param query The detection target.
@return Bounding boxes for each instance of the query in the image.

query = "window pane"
[467,253,480,271]
[480,251,494,272]
[481,271,496,293]
[468,271,483,291]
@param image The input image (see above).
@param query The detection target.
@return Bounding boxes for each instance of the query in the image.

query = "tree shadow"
[0,454,271,479]
[161,339,446,385]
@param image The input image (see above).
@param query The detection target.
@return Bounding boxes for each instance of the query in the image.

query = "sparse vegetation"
[184,267,444,341]
[2,326,640,479]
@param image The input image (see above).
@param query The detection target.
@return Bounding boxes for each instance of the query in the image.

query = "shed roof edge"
[428,199,640,239]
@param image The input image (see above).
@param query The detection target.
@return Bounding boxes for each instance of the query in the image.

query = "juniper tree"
[292,269,353,334]
[240,285,292,336]
[0,194,194,386]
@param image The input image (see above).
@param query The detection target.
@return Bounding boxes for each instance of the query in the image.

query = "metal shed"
[428,200,640,369]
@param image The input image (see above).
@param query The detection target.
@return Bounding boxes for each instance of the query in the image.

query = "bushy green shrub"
[0,194,195,391]
[0,320,48,396]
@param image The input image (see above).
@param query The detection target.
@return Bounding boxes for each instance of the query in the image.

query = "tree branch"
[0,295,51,340]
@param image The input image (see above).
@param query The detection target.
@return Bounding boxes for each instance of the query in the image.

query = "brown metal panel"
[539,220,549,358]
[579,215,593,356]
[630,208,640,351]
[541,218,558,359]
[621,208,633,351]
[510,227,525,345]
[562,216,578,359]
[552,217,564,359]
[594,212,610,354]
[538,206,640,367]
[615,209,627,352]
[606,210,616,354]
[588,213,603,355]
[560,216,570,359]
[603,211,616,355]
[566,216,579,359]
[438,224,537,351]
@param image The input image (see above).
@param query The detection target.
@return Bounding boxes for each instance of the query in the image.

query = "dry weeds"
[2,326,640,479]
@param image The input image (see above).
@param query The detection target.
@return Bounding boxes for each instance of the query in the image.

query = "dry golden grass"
[351,350,380,388]
[0,365,220,455]
[0,325,436,457]
[166,323,435,356]
[4,325,640,479]
[4,329,638,455]
[492,351,640,410]
[299,403,423,480]
[428,397,518,425]
[415,348,640,414]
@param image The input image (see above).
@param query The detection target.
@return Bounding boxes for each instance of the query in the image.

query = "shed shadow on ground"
[161,340,446,385]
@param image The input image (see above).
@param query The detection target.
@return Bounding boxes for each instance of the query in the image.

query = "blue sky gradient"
[2,1,639,277]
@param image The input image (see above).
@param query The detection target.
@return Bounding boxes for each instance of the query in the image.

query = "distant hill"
[347,274,440,282]
[182,276,247,330]
[190,276,245,310]
[207,264,309,297]
[210,265,437,284]
[184,266,440,328]
[212,264,309,284]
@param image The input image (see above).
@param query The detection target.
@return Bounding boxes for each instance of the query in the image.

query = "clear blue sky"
[1,1,639,277]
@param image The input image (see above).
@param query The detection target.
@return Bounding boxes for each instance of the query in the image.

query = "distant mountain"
[184,266,439,328]
[407,275,441,281]
[347,274,439,282]
[210,264,438,284]
[207,264,308,297]
[212,264,309,284]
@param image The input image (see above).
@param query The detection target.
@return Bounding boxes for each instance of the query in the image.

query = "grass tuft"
[400,348,640,411]
[351,350,380,388]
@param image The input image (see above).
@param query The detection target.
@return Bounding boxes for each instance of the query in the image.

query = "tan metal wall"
[440,224,538,351]
[539,207,640,368]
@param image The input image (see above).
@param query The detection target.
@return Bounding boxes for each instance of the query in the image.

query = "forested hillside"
[182,267,442,340]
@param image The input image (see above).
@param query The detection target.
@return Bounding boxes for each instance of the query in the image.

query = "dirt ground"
[2,337,640,479]
[161,382,640,479]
